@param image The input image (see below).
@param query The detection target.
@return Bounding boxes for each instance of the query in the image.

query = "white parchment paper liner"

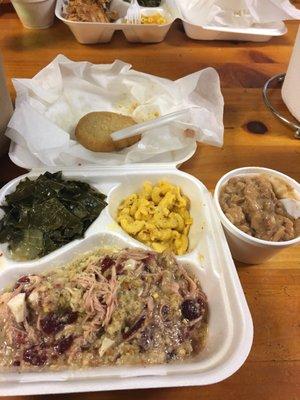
[6,55,224,168]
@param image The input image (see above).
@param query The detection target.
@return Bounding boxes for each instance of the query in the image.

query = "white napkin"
[6,55,224,168]
[247,0,300,23]
[179,0,300,27]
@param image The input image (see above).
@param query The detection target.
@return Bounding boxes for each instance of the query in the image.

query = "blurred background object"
[10,0,56,29]
[0,53,13,157]
[282,25,300,123]
[263,24,300,138]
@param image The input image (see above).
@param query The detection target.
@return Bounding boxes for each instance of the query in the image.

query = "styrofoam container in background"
[214,167,300,264]
[182,20,287,42]
[55,0,176,44]
[55,0,287,44]
[0,164,253,396]
[119,7,173,43]
[11,0,56,29]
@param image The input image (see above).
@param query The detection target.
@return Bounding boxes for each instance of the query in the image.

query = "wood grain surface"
[0,3,299,400]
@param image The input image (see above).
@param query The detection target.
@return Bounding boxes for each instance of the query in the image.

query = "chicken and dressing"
[0,247,208,370]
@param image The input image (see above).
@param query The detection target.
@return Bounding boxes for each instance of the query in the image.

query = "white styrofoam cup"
[11,0,56,29]
[214,167,300,265]
[282,26,300,122]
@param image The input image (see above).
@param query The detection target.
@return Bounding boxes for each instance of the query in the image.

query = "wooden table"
[0,3,300,400]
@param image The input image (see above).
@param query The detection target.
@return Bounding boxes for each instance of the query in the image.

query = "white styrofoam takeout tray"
[182,20,287,42]
[55,0,176,43]
[55,0,287,44]
[0,163,253,396]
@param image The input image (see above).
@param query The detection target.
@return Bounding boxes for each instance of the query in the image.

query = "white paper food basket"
[0,145,253,396]
[55,0,287,44]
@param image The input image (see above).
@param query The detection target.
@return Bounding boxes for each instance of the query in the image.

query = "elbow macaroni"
[117,181,193,255]
[140,14,167,25]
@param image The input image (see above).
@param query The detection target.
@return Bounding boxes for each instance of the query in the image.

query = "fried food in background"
[65,0,118,23]
[75,111,140,152]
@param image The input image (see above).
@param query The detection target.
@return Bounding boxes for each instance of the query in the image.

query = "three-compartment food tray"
[55,0,287,44]
[0,147,253,396]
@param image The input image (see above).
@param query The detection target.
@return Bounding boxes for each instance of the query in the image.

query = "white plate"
[0,166,253,395]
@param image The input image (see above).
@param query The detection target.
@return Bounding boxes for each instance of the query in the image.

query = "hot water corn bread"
[117,181,193,255]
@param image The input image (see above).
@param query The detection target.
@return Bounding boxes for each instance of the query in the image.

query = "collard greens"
[124,0,161,6]
[0,172,107,261]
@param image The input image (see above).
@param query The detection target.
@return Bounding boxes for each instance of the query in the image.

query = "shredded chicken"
[64,0,118,23]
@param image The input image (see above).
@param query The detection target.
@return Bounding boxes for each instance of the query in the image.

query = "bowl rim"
[214,166,300,248]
